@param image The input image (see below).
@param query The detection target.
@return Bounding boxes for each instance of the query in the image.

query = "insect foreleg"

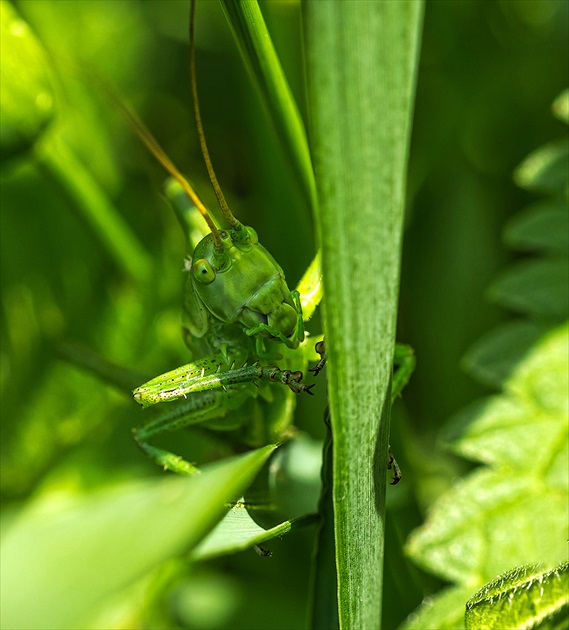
[309,339,327,376]
[244,291,305,349]
[133,363,313,474]
[133,387,251,476]
[134,356,313,407]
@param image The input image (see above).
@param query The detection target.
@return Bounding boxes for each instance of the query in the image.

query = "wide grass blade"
[303,2,423,628]
[0,446,276,630]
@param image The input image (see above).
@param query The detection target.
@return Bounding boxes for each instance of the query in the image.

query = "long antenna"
[54,44,224,249]
[111,97,222,247]
[189,0,242,230]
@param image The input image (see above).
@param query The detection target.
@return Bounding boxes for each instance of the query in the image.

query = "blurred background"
[1,1,567,628]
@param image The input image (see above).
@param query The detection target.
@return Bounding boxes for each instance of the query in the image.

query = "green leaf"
[470,323,568,415]
[0,0,55,161]
[514,139,569,194]
[308,408,338,630]
[405,91,569,627]
[400,586,476,630]
[504,202,569,254]
[219,0,316,208]
[191,501,316,560]
[406,466,567,586]
[462,321,551,389]
[552,89,569,124]
[465,562,569,630]
[488,258,569,320]
[442,394,563,470]
[412,324,568,584]
[302,2,424,628]
[191,436,322,559]
[0,446,276,630]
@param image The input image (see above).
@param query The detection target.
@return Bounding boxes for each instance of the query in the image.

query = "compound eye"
[192,258,215,284]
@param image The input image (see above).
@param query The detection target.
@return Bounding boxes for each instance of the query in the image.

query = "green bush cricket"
[110,0,413,484]
[122,0,322,476]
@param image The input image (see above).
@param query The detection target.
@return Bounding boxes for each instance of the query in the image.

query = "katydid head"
[109,1,303,348]
[183,0,301,347]
[190,226,299,342]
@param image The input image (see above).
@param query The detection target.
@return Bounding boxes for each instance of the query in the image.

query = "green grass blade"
[219,0,317,208]
[57,341,150,391]
[303,2,424,628]
[38,136,152,284]
[309,408,339,630]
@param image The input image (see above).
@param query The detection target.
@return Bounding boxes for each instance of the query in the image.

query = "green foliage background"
[1,1,567,629]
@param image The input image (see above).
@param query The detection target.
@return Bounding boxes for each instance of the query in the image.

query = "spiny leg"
[133,386,250,475]
[134,354,313,408]
[133,362,313,475]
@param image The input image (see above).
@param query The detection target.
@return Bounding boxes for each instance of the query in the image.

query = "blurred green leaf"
[39,129,153,284]
[400,586,475,630]
[0,0,55,161]
[442,394,562,471]
[465,562,569,630]
[552,88,569,124]
[405,91,569,628]
[462,321,550,389]
[488,258,569,320]
[504,202,569,254]
[407,447,567,584]
[180,434,321,582]
[514,139,569,194]
[0,446,276,630]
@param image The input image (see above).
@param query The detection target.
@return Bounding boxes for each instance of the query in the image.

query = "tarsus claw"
[304,383,316,396]
[310,339,327,376]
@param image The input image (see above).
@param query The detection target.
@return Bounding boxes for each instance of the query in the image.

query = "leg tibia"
[134,437,200,476]
[133,353,232,407]
[135,388,244,441]
[133,387,248,474]
[134,359,313,407]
